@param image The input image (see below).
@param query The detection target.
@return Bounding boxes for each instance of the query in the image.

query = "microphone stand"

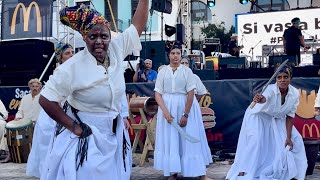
[249,40,262,61]
[266,41,279,57]
[303,31,316,54]
[239,30,247,55]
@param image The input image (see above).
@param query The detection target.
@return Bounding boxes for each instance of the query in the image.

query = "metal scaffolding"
[54,0,75,48]
[179,0,192,54]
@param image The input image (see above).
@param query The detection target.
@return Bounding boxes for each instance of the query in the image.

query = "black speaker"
[176,24,185,42]
[313,54,320,66]
[141,41,167,72]
[268,55,296,67]
[218,57,246,69]
[193,70,217,80]
[151,0,172,14]
[0,39,54,86]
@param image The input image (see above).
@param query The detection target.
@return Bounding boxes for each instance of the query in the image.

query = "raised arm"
[132,0,149,36]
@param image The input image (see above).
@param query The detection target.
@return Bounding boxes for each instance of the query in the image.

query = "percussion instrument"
[129,97,158,117]
[5,118,33,163]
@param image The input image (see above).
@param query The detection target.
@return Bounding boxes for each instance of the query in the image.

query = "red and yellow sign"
[294,89,320,139]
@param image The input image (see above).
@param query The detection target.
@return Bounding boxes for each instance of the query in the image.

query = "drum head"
[6,118,33,130]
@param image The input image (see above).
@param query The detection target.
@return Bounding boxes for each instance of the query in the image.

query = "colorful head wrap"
[59,5,110,36]
[276,64,293,78]
[165,41,182,54]
[55,42,73,63]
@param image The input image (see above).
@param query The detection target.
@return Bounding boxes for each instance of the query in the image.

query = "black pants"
[286,48,301,66]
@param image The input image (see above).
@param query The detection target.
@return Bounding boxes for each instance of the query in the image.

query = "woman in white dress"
[154,41,212,180]
[226,64,307,180]
[38,2,148,180]
[180,57,207,99]
[26,43,74,177]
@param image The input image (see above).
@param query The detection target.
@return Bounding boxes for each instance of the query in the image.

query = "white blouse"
[15,94,41,122]
[251,84,299,118]
[0,100,8,121]
[193,74,207,95]
[41,25,141,113]
[154,65,196,95]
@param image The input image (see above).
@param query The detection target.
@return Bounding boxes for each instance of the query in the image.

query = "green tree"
[201,22,235,53]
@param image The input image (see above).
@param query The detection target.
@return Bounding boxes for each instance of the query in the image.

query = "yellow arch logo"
[302,123,320,138]
[11,1,42,34]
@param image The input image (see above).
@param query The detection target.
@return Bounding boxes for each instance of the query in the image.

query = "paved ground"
[0,157,320,180]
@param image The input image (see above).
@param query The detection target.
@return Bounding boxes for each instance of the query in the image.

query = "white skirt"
[26,109,56,177]
[40,108,132,180]
[226,108,307,180]
[154,93,212,177]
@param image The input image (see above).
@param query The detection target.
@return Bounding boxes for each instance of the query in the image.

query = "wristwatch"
[182,112,189,118]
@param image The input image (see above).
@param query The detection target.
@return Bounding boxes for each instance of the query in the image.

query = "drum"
[129,97,158,117]
[5,118,33,163]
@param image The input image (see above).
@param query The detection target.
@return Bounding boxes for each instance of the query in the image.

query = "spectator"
[133,59,157,82]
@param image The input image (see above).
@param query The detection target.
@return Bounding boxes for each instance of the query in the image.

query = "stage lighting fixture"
[239,0,249,5]
[207,0,215,8]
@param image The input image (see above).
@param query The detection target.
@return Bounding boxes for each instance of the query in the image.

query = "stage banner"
[237,8,320,63]
[1,0,53,40]
[0,86,30,120]
[1,78,319,148]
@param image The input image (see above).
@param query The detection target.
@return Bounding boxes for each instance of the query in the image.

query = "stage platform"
[193,65,320,80]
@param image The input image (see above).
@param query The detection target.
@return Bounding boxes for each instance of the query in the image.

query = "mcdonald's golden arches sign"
[1,0,53,40]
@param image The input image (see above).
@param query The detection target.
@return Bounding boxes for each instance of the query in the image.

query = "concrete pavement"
[0,157,320,179]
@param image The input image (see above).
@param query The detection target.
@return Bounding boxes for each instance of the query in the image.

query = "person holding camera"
[133,59,158,82]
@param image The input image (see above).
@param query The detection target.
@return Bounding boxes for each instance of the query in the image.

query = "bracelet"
[182,112,189,118]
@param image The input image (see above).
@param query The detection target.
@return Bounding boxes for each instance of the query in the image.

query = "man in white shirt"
[15,78,42,122]
[0,78,42,163]
[0,99,8,157]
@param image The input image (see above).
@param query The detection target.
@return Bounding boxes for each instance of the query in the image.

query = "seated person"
[0,78,42,163]
[0,99,8,157]
[133,59,157,82]
[228,33,243,57]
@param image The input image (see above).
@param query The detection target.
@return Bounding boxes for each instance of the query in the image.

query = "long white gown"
[26,94,131,178]
[26,109,56,177]
[226,84,307,180]
[154,65,212,177]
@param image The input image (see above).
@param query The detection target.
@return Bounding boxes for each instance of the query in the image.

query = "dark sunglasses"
[181,62,189,64]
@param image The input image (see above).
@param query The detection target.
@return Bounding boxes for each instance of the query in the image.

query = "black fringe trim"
[122,130,130,172]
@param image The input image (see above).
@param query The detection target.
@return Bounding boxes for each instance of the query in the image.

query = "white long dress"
[26,109,56,177]
[154,65,212,177]
[26,94,131,178]
[39,25,140,180]
[226,84,307,180]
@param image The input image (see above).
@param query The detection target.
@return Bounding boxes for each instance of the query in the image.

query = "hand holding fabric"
[285,138,293,151]
[163,111,173,123]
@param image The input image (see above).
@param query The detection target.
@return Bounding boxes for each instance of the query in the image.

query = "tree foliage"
[201,22,235,53]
